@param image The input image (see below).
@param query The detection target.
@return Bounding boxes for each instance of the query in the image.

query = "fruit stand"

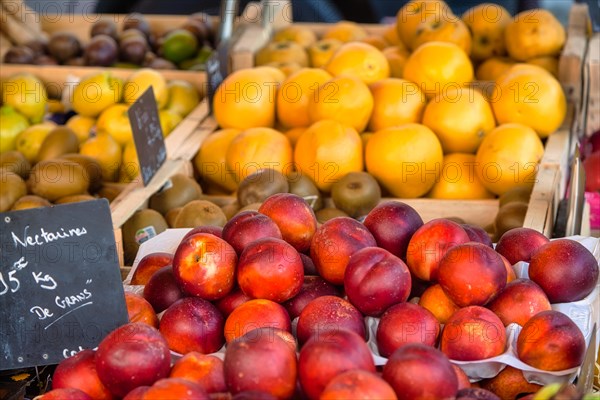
[1,1,600,399]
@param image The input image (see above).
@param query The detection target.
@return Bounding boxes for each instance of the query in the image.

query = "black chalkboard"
[0,199,128,370]
[128,87,167,186]
[206,53,223,114]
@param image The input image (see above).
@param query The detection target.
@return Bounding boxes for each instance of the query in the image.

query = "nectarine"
[344,247,412,316]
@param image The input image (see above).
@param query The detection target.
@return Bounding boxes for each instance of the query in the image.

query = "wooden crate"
[1,13,222,98]
[111,6,589,269]
[0,64,212,266]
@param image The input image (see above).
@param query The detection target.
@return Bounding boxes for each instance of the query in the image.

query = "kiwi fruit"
[37,127,79,162]
[122,208,168,264]
[221,202,240,220]
[27,159,89,201]
[0,170,27,212]
[237,169,289,207]
[315,207,349,224]
[288,174,323,211]
[97,182,129,202]
[165,207,182,228]
[331,172,381,218]
[494,202,528,240]
[498,186,533,208]
[60,153,104,193]
[445,217,467,225]
[148,174,203,215]
[238,202,262,214]
[0,150,31,179]
[10,195,52,211]
[173,200,227,228]
[54,194,96,204]
[48,32,81,63]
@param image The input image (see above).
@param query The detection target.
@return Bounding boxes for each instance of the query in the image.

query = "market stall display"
[1,0,599,398]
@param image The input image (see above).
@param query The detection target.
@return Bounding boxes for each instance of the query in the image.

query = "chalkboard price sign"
[128,87,167,186]
[0,199,128,370]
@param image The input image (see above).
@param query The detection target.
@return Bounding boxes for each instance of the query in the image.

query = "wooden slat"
[524,165,561,236]
[567,3,591,37]
[109,158,190,228]
[0,64,207,95]
[584,33,600,137]
[539,103,575,197]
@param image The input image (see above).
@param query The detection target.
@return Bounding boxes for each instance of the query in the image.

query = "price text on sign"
[0,199,128,370]
[128,86,167,186]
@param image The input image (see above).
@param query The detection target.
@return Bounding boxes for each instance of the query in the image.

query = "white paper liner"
[124,229,600,385]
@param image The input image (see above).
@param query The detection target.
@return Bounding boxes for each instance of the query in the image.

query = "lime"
[0,106,30,153]
[162,29,198,64]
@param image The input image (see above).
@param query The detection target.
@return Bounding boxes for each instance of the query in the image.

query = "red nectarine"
[344,247,412,317]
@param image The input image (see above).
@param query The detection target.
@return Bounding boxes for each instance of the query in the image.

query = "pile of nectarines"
[43,194,598,399]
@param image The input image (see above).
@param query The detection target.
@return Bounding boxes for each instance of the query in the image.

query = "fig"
[84,34,118,66]
[4,46,35,64]
[91,19,118,40]
[123,13,151,39]
[120,34,148,65]
[48,32,81,63]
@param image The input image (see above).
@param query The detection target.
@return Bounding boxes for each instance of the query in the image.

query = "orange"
[365,123,443,198]
[322,21,368,43]
[79,132,122,182]
[96,103,132,146]
[413,18,472,55]
[475,123,544,196]
[505,9,565,61]
[382,24,405,48]
[361,132,374,156]
[491,64,566,138]
[253,65,287,85]
[462,3,512,61]
[294,119,363,192]
[308,75,374,133]
[66,115,95,143]
[276,68,332,129]
[396,0,454,49]
[194,128,242,192]
[213,68,277,130]
[403,41,474,99]
[382,46,410,78]
[285,127,306,147]
[422,87,496,153]
[255,41,309,67]
[308,38,343,68]
[265,61,303,77]
[123,69,168,108]
[427,153,494,199]
[368,78,427,132]
[120,140,139,183]
[361,35,388,50]
[527,56,559,78]
[325,42,390,85]
[475,57,516,81]
[225,127,292,183]
[273,25,318,48]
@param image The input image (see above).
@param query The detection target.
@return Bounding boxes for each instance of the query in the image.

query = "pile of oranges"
[205,1,567,200]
